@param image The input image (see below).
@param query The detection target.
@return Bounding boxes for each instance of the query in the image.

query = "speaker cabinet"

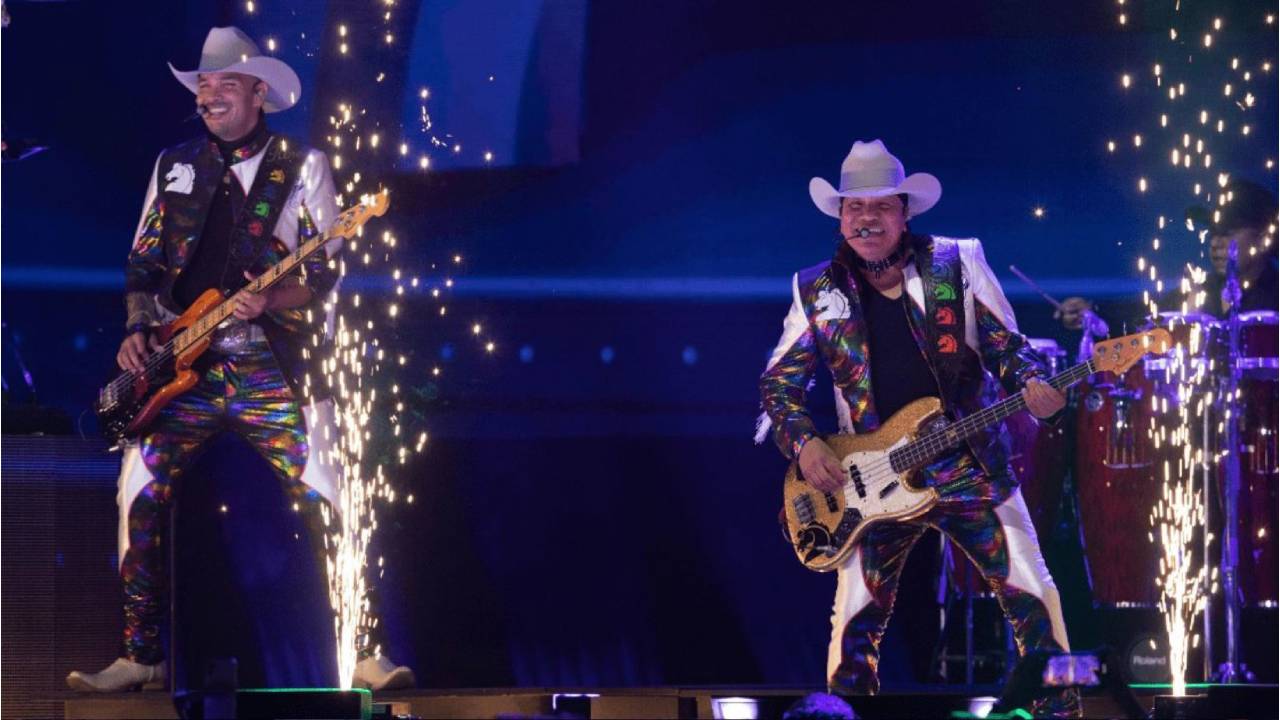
[2,435,123,719]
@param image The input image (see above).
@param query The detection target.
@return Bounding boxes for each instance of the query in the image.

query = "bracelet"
[792,432,816,460]
[126,322,151,336]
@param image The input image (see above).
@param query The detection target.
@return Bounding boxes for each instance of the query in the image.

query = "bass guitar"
[782,328,1172,572]
[95,191,389,446]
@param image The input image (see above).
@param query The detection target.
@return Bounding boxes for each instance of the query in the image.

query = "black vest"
[153,134,330,401]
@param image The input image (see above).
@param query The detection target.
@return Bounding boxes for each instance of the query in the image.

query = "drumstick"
[1008,265,1064,311]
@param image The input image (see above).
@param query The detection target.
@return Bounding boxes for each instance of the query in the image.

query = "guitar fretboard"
[887,359,1097,473]
[173,229,335,354]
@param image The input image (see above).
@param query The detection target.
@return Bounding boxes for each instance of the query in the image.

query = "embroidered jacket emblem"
[815,288,851,322]
[163,163,195,195]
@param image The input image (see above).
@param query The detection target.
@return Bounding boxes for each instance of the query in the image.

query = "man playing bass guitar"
[757,139,1079,718]
[68,26,411,692]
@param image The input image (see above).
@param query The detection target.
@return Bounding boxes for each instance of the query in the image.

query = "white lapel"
[902,261,926,312]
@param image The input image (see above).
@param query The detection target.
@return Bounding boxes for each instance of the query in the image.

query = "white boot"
[67,658,166,692]
[352,654,415,691]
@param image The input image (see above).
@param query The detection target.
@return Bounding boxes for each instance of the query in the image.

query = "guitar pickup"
[849,466,867,499]
[879,481,899,499]
[793,494,816,524]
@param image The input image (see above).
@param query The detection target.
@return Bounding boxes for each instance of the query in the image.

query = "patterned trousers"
[121,347,331,665]
[827,455,1081,718]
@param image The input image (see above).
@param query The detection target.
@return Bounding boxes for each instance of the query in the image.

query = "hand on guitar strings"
[118,331,163,373]
[799,437,846,493]
[232,271,312,320]
[1021,377,1066,419]
[231,271,275,321]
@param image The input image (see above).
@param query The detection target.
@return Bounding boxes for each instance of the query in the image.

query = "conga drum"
[1075,364,1162,605]
[1233,310,1278,605]
[1236,310,1279,380]
[1141,311,1221,395]
[1077,311,1224,606]
[1008,339,1070,542]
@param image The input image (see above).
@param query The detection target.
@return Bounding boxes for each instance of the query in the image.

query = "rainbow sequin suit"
[758,236,1080,718]
[116,128,341,666]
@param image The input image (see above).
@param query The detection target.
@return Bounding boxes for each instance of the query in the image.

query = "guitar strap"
[225,136,303,282]
[917,236,967,385]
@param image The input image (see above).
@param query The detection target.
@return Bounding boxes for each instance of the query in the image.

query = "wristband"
[792,432,816,460]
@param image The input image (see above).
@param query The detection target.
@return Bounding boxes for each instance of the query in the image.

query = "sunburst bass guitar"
[782,328,1172,572]
[95,191,390,447]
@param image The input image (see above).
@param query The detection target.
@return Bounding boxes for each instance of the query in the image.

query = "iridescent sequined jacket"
[757,236,1050,483]
[123,133,340,400]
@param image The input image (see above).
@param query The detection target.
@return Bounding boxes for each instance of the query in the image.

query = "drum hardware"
[1009,262,1274,675]
[1215,239,1244,683]
[1102,385,1151,470]
[1202,395,1214,681]
[1083,390,1105,413]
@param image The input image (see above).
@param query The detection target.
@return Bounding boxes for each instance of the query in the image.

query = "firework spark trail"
[322,304,380,687]
[241,0,499,686]
[1110,1,1276,693]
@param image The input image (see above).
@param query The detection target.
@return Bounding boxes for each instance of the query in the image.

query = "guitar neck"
[889,359,1097,473]
[174,230,334,353]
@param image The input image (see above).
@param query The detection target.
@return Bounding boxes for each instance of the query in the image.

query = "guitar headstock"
[1091,328,1174,374]
[330,190,390,240]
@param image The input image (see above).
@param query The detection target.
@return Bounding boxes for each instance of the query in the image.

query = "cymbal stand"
[1202,394,1215,682]
[1215,239,1245,682]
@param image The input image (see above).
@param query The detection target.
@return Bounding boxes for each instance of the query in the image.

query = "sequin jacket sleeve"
[124,155,166,328]
[296,148,341,299]
[962,240,1049,396]
[261,148,342,334]
[758,272,821,460]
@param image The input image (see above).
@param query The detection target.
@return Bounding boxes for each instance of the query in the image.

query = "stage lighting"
[992,648,1145,720]
[711,696,759,720]
[551,692,599,716]
[966,695,998,718]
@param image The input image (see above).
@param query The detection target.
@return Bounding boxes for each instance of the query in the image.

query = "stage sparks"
[1110,0,1276,692]
[241,0,497,687]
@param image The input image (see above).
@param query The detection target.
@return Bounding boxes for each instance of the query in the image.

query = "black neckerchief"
[208,115,270,165]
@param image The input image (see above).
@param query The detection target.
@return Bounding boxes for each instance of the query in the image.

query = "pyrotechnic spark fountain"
[1110,1,1276,692]
[242,0,499,687]
[1146,328,1218,697]
[1151,459,1213,698]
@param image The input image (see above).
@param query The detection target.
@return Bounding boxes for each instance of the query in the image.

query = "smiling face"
[839,194,908,262]
[1209,225,1269,279]
[195,71,265,141]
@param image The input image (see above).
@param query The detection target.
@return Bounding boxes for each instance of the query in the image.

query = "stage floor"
[57,683,1279,719]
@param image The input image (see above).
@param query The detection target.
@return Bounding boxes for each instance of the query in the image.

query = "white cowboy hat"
[809,139,941,219]
[168,26,301,113]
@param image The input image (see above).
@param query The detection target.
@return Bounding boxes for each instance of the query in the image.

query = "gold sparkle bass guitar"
[95,191,389,447]
[782,328,1171,572]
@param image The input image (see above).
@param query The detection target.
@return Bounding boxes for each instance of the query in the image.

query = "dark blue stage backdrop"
[2,0,1276,691]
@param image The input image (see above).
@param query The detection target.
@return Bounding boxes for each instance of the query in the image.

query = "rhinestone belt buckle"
[211,320,259,354]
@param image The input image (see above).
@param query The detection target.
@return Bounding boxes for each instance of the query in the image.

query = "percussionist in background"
[1057,180,1278,330]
